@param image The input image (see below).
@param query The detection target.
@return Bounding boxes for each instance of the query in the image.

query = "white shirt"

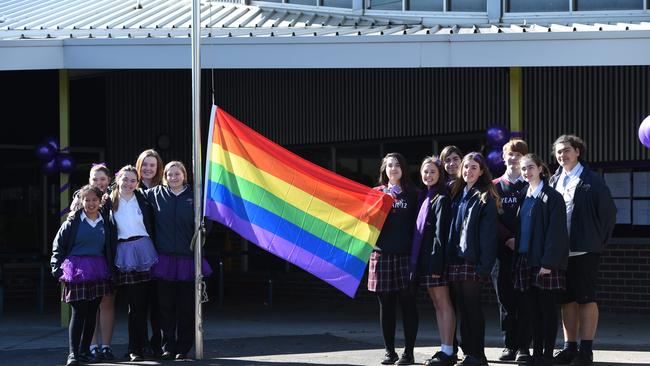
[555,162,586,256]
[113,195,149,240]
[527,180,544,199]
[80,211,103,228]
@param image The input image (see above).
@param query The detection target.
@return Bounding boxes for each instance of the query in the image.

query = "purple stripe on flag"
[205,198,361,297]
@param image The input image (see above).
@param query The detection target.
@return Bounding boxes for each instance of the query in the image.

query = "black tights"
[69,297,102,355]
[377,289,418,354]
[451,281,485,360]
[125,282,149,354]
[520,287,559,358]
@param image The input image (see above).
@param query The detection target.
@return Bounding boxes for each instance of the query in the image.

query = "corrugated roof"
[1,0,650,40]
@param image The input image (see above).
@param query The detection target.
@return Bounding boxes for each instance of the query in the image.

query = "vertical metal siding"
[523,66,650,164]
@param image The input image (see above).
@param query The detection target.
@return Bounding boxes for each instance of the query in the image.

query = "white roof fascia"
[1,39,64,69]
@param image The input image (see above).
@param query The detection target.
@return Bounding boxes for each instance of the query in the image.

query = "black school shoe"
[101,346,115,360]
[500,348,518,361]
[77,351,97,363]
[160,351,175,360]
[424,351,456,366]
[569,352,593,366]
[129,352,144,362]
[66,353,80,366]
[381,352,400,365]
[516,349,532,363]
[457,355,488,366]
[553,348,578,365]
[395,352,415,365]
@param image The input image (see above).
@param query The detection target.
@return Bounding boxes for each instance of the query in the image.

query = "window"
[410,0,444,11]
[448,0,486,11]
[322,0,353,7]
[369,0,402,10]
[507,0,645,12]
[508,0,569,12]
[575,0,644,10]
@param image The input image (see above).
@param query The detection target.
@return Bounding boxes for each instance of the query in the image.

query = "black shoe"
[90,347,104,360]
[396,353,415,365]
[101,346,115,361]
[500,348,517,361]
[160,351,174,360]
[142,345,155,358]
[424,351,456,366]
[66,353,79,366]
[130,353,144,362]
[516,349,532,363]
[553,348,578,365]
[458,355,487,366]
[381,352,400,365]
[569,352,593,366]
[175,353,188,360]
[78,351,96,363]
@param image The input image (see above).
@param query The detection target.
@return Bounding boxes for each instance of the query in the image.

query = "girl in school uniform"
[144,161,212,360]
[135,149,164,357]
[107,165,158,361]
[369,152,419,366]
[515,154,569,366]
[411,157,455,366]
[51,185,114,366]
[447,152,499,366]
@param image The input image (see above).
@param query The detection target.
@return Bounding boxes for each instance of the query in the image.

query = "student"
[491,139,531,362]
[411,157,455,366]
[440,146,463,188]
[145,161,212,360]
[515,154,569,366]
[549,135,616,366]
[135,149,164,357]
[369,153,419,365]
[51,185,113,366]
[447,152,499,366]
[108,165,158,361]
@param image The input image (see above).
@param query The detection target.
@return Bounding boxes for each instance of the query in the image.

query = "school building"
[1,0,649,315]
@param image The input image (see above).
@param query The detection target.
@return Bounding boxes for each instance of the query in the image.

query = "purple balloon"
[45,137,59,151]
[486,148,504,169]
[486,125,510,147]
[640,115,650,149]
[57,154,76,174]
[35,143,56,162]
[43,159,58,175]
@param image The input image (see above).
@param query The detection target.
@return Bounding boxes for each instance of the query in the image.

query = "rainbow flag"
[203,106,393,297]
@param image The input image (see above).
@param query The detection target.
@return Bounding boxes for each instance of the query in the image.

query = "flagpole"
[191,0,204,360]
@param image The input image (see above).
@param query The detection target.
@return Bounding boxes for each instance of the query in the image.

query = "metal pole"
[191,0,204,360]
[59,69,71,328]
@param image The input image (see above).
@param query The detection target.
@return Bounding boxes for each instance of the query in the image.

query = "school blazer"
[50,210,114,279]
[447,188,499,278]
[549,164,616,253]
[417,193,452,277]
[515,184,569,270]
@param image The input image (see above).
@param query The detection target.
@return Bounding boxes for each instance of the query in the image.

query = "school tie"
[409,188,436,280]
[562,174,570,189]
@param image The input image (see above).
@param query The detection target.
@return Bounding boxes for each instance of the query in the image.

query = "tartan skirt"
[446,260,491,283]
[513,255,566,291]
[419,274,448,288]
[62,280,112,303]
[115,270,152,286]
[367,251,410,292]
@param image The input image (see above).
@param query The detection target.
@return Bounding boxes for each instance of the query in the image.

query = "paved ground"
[1,298,648,366]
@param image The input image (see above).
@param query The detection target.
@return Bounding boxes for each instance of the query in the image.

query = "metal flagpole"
[191,0,204,359]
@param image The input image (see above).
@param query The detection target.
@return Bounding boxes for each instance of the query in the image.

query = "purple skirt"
[151,253,213,282]
[115,236,158,272]
[59,256,109,284]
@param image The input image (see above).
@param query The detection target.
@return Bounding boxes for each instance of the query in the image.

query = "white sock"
[90,345,98,351]
[441,344,453,356]
[102,344,110,350]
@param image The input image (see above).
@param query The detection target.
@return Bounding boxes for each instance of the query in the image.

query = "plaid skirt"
[513,255,566,291]
[447,260,491,283]
[367,251,410,292]
[419,274,448,288]
[115,270,151,286]
[62,280,112,303]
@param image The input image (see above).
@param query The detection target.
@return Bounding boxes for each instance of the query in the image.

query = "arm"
[476,197,498,278]
[540,193,569,270]
[430,195,451,276]
[50,220,72,278]
[595,179,617,247]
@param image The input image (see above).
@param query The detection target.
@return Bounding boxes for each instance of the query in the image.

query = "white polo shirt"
[113,195,149,240]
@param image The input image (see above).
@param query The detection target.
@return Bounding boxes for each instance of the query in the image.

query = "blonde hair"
[135,149,164,187]
[110,165,139,212]
[163,161,188,186]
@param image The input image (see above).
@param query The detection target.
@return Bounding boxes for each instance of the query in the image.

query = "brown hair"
[521,153,551,182]
[378,152,414,191]
[89,164,111,184]
[502,138,529,156]
[70,184,104,219]
[420,156,448,194]
[110,165,139,212]
[552,135,586,161]
[163,161,188,186]
[451,152,501,210]
[440,145,463,163]
[135,149,164,187]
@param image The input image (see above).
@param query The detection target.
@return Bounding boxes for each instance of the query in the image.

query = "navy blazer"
[50,210,114,279]
[549,164,616,253]
[515,183,569,270]
[447,187,499,278]
[417,192,452,277]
